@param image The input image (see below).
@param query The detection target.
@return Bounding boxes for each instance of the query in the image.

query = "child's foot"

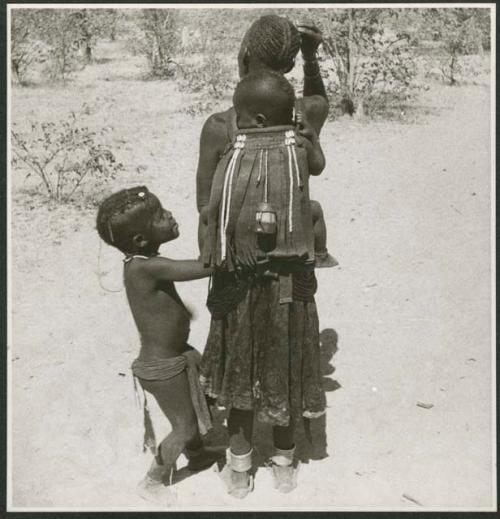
[137,474,177,505]
[315,250,339,268]
[186,446,226,472]
[271,463,298,493]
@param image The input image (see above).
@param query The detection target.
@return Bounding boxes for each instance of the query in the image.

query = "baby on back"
[202,69,336,271]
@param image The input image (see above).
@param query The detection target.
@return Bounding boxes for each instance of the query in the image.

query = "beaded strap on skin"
[284,130,303,233]
[220,134,246,261]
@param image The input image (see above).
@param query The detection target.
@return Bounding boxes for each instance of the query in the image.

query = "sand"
[9,40,494,510]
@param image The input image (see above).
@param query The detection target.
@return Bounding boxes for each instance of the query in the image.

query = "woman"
[195,15,330,498]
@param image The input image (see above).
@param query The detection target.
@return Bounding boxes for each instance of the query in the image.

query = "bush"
[128,9,179,78]
[10,10,49,85]
[11,9,123,84]
[11,107,123,203]
[35,10,88,82]
[317,9,419,118]
[178,56,234,99]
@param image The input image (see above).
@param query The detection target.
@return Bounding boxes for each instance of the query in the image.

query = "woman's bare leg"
[225,408,253,496]
[272,422,297,493]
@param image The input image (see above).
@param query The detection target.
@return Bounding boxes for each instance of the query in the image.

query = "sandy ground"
[9,41,495,510]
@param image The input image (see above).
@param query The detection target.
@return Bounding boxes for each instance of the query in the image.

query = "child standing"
[96,186,220,498]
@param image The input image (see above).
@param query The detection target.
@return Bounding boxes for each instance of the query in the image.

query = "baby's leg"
[140,373,202,483]
[271,422,297,493]
[310,200,338,268]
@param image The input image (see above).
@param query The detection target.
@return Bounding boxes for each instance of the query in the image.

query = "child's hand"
[296,111,317,142]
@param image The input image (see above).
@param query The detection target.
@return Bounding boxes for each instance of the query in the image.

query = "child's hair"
[233,70,295,125]
[96,186,158,254]
[247,15,300,73]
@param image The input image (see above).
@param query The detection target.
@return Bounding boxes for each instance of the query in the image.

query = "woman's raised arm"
[297,24,329,137]
[298,24,328,101]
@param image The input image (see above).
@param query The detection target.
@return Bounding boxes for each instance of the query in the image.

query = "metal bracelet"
[227,448,253,472]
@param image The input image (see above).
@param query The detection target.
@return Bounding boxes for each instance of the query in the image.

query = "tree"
[316,8,417,116]
[10,10,48,85]
[129,9,179,78]
[420,8,491,85]
[71,9,120,63]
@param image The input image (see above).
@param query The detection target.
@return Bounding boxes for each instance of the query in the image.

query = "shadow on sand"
[252,327,340,468]
[171,328,340,485]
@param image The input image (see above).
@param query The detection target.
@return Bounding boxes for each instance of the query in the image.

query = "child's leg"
[271,422,297,493]
[139,372,203,483]
[310,200,338,268]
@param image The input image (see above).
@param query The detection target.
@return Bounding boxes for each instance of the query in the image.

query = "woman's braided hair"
[96,186,156,253]
[247,15,301,73]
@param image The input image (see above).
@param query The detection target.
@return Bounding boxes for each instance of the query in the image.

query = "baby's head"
[96,186,179,255]
[233,70,295,129]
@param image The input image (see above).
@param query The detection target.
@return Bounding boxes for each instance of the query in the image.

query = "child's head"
[233,70,295,129]
[96,186,179,255]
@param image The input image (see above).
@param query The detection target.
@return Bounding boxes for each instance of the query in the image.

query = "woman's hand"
[297,23,323,59]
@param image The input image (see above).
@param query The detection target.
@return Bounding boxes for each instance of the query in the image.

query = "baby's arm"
[297,111,325,176]
[143,256,212,282]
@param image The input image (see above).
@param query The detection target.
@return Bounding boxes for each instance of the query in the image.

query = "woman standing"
[195,15,330,498]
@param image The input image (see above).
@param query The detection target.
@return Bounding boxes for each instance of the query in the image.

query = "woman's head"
[96,186,179,255]
[238,15,301,78]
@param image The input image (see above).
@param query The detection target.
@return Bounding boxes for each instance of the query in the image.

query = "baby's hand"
[296,111,316,142]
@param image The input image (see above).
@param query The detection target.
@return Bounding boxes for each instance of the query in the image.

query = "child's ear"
[132,234,149,249]
[255,113,267,127]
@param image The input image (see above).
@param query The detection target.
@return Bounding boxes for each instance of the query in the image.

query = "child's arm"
[143,256,213,283]
[297,112,325,176]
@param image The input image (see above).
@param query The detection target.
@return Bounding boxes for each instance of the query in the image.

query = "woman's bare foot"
[220,465,253,499]
[271,463,297,493]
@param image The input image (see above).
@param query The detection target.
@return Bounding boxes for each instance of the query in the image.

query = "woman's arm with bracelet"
[297,24,328,101]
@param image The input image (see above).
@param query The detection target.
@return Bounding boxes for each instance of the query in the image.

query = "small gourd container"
[255,201,277,235]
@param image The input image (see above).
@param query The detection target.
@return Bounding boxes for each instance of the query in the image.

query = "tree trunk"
[85,43,92,63]
[347,10,356,99]
[354,99,365,119]
[449,55,457,85]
